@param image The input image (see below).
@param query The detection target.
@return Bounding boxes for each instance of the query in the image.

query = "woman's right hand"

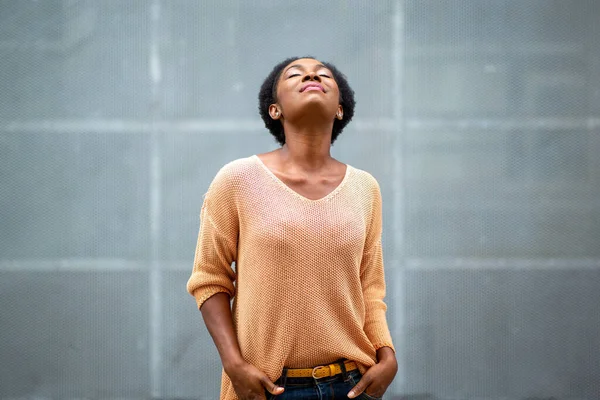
[226,361,285,400]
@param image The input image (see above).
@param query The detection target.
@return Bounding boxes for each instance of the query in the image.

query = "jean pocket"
[356,392,383,400]
[263,388,277,400]
[348,373,383,400]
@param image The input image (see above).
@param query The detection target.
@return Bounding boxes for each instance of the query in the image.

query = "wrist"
[376,346,396,363]
[222,355,246,374]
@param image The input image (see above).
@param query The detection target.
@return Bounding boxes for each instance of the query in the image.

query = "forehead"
[282,58,328,71]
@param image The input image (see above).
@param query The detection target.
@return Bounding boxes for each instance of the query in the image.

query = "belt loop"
[280,367,288,388]
[337,358,348,381]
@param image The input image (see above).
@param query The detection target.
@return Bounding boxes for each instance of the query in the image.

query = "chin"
[297,99,336,115]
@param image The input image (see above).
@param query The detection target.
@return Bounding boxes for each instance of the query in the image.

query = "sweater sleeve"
[186,166,238,311]
[360,177,396,354]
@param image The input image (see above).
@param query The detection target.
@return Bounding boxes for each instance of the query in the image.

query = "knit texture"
[186,155,395,400]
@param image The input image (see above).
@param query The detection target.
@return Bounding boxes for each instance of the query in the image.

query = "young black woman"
[187,57,397,400]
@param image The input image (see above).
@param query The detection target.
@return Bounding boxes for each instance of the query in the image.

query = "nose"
[302,71,321,82]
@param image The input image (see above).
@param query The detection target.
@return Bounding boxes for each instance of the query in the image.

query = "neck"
[279,121,334,171]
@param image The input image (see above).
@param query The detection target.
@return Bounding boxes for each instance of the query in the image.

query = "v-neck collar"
[252,154,352,203]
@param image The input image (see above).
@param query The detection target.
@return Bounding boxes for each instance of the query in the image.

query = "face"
[269,58,343,123]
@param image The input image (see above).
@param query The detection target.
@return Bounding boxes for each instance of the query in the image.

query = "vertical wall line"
[391,0,406,393]
[149,0,163,398]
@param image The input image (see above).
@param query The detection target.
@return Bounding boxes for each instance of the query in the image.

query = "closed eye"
[287,73,330,78]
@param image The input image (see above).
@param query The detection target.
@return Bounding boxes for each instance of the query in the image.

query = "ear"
[269,104,282,120]
[335,105,344,120]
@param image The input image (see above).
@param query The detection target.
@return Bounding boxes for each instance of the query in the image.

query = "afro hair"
[258,56,356,146]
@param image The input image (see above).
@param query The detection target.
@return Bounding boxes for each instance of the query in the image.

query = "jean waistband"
[276,359,361,387]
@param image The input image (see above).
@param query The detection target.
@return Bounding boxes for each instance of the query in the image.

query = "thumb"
[347,376,369,399]
[261,375,285,395]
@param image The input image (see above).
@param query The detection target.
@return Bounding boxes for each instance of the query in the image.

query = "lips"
[300,83,325,92]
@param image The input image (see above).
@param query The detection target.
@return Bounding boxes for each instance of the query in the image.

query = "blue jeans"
[264,360,383,400]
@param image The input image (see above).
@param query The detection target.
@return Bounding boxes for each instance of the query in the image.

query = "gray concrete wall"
[1,1,599,399]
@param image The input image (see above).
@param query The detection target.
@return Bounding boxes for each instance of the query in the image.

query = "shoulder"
[213,156,256,181]
[347,167,383,225]
[348,165,381,195]
[206,156,257,197]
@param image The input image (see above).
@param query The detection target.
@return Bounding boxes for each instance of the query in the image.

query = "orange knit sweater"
[186,155,395,400]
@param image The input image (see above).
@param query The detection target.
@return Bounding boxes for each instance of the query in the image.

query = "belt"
[285,360,358,379]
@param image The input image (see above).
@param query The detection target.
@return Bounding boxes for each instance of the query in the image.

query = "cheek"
[330,84,341,101]
[276,85,299,109]
[327,88,341,109]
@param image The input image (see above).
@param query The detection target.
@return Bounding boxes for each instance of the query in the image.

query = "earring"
[337,112,343,119]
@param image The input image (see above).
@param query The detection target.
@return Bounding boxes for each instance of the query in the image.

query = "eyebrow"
[283,63,329,74]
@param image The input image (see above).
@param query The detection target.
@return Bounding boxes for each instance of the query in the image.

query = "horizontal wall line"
[1,258,599,271]
[0,40,584,56]
[406,257,600,270]
[1,117,599,133]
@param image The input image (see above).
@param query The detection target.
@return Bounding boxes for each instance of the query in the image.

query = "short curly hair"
[258,56,356,146]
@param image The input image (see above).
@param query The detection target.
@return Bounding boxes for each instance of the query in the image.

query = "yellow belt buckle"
[311,365,328,379]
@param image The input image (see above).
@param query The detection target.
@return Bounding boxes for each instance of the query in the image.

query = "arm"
[193,233,284,399]
[359,179,396,353]
[186,166,283,399]
[348,178,397,399]
[200,292,244,371]
[201,294,284,399]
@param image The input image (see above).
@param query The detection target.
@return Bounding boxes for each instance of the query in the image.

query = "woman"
[186,56,397,400]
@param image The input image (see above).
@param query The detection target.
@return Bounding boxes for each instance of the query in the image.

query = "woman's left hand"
[347,347,398,399]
